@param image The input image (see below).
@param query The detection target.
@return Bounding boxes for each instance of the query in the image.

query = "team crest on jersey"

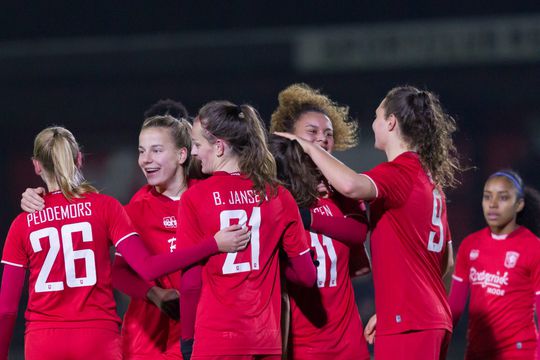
[469,249,479,260]
[163,216,177,229]
[504,251,519,269]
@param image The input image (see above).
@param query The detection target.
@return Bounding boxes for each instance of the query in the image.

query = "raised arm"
[274,133,375,200]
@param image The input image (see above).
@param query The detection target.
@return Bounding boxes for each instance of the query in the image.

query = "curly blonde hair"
[270,83,358,151]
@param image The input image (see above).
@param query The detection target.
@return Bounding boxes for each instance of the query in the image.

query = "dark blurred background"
[2,1,540,358]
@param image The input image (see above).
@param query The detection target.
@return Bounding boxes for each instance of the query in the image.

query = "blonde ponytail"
[33,126,97,200]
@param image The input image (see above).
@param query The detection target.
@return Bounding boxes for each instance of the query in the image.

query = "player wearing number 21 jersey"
[178,172,311,357]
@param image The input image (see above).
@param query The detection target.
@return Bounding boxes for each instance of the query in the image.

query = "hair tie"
[490,171,524,198]
[237,105,245,119]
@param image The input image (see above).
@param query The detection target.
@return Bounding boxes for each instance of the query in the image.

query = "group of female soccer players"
[1,83,539,360]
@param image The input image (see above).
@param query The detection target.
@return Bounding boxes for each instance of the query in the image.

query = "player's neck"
[384,140,412,162]
[42,175,60,193]
[157,180,187,200]
[215,157,241,174]
[489,222,519,236]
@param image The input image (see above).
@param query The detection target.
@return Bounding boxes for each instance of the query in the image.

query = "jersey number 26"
[30,222,96,293]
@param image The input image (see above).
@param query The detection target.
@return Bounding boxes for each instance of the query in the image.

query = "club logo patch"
[469,249,479,261]
[163,216,177,229]
[504,251,519,269]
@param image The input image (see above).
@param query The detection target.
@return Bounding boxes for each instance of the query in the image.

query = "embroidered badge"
[504,251,519,269]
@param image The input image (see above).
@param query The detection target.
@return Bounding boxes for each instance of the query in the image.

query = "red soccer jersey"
[1,191,137,332]
[288,196,370,360]
[363,151,452,335]
[129,185,153,204]
[176,172,310,356]
[120,187,182,358]
[453,226,540,357]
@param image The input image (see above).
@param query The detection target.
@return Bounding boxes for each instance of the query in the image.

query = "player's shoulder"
[10,212,30,231]
[83,192,123,211]
[460,228,487,247]
[517,226,540,245]
[129,185,153,204]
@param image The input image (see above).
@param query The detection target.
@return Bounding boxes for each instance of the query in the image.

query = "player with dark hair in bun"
[277,85,462,359]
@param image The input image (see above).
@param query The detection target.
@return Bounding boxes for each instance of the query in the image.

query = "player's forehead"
[483,177,517,193]
[296,111,333,131]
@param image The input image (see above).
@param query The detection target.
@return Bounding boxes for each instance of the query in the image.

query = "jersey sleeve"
[104,197,138,248]
[176,191,204,248]
[531,239,540,294]
[1,216,29,268]
[452,237,470,283]
[280,189,310,257]
[362,161,412,209]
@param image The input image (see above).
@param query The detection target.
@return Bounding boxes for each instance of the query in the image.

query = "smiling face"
[292,111,335,153]
[138,127,184,194]
[191,119,218,174]
[482,176,524,234]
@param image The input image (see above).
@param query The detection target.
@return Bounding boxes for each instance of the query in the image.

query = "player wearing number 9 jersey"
[179,101,316,360]
[0,126,249,360]
[276,85,463,360]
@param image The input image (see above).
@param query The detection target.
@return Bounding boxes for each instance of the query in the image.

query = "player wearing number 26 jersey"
[178,172,311,357]
[1,191,135,360]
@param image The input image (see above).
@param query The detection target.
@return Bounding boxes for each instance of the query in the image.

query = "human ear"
[32,158,42,175]
[215,140,225,157]
[76,151,83,168]
[178,147,188,165]
[516,198,525,213]
[387,114,397,131]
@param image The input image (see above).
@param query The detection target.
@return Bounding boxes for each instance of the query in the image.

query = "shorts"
[192,356,281,360]
[25,327,121,360]
[375,329,451,360]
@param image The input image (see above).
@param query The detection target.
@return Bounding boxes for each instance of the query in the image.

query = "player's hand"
[273,132,311,151]
[215,224,250,253]
[317,181,330,197]
[364,314,377,344]
[353,267,371,277]
[146,286,180,321]
[21,187,46,213]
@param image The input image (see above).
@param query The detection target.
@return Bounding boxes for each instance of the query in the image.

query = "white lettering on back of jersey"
[312,204,333,217]
[27,202,93,227]
[213,192,223,205]
[227,190,261,205]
